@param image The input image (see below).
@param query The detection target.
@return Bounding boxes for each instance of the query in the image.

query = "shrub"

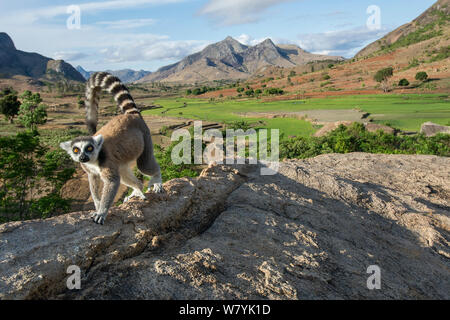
[245,88,254,96]
[374,67,393,92]
[398,78,410,86]
[228,120,251,131]
[18,91,47,131]
[415,72,428,82]
[263,88,284,95]
[155,131,202,182]
[280,122,450,160]
[0,88,20,123]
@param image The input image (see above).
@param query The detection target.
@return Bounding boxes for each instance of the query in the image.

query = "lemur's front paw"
[124,190,146,203]
[91,212,106,225]
[148,183,163,194]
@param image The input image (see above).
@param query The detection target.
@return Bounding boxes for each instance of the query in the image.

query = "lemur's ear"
[60,140,72,152]
[93,134,104,148]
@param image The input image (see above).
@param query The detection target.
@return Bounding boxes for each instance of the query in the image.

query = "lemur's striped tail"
[85,72,140,134]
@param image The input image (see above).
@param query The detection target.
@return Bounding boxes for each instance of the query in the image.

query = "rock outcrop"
[420,121,450,137]
[313,122,395,137]
[0,153,449,299]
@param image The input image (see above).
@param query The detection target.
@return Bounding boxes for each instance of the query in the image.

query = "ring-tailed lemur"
[60,72,163,225]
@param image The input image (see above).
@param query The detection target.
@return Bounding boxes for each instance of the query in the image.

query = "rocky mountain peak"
[0,32,16,50]
[258,38,276,47]
[138,36,345,83]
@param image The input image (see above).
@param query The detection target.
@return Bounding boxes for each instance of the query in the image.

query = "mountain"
[76,66,151,83]
[0,32,85,82]
[138,36,345,83]
[75,65,92,80]
[356,0,450,58]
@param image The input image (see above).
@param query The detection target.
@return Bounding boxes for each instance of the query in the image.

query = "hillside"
[200,0,449,100]
[76,66,151,83]
[356,0,450,58]
[137,36,344,83]
[0,154,449,299]
[0,32,84,82]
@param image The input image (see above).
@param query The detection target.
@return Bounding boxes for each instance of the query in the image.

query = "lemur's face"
[60,135,104,163]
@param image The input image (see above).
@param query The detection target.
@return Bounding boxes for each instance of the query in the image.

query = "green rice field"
[140,93,450,137]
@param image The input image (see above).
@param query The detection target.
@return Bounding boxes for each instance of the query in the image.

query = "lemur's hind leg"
[120,166,146,203]
[137,133,163,193]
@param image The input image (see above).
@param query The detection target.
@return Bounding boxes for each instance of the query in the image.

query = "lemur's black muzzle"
[79,154,90,163]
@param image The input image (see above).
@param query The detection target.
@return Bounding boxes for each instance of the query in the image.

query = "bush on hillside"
[415,71,428,82]
[280,122,450,159]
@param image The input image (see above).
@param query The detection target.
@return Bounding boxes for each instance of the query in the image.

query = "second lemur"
[60,72,163,225]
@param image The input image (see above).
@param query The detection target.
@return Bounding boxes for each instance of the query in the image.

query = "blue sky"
[0,0,436,72]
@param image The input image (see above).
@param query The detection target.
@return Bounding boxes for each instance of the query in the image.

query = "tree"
[415,71,428,82]
[0,131,74,221]
[0,88,20,123]
[374,67,393,92]
[18,91,47,131]
[398,78,410,86]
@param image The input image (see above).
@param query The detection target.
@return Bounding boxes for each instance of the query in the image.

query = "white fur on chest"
[82,161,101,175]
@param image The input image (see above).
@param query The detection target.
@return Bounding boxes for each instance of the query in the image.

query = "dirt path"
[238,109,367,124]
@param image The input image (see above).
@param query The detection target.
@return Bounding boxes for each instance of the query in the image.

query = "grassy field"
[140,93,450,137]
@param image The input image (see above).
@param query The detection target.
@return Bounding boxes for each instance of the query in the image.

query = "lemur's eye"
[73,147,80,154]
[86,145,94,152]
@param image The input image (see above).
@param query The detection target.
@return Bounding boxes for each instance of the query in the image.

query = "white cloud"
[53,51,89,61]
[100,39,210,63]
[14,0,186,23]
[296,26,389,57]
[235,34,269,46]
[96,18,157,29]
[199,0,295,26]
